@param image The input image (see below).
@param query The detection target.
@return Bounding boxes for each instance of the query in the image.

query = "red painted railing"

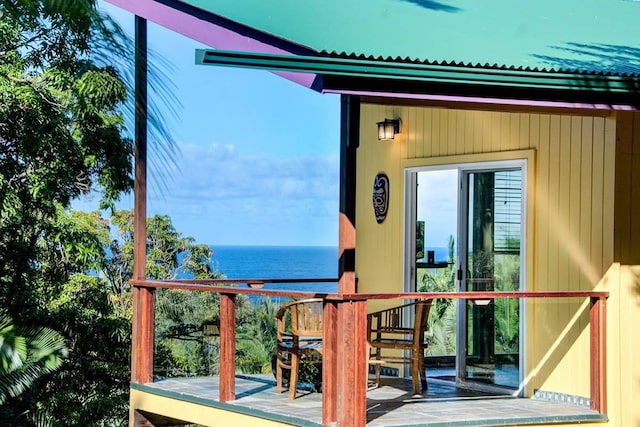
[130,279,608,426]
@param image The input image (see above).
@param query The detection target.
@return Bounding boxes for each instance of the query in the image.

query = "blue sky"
[76,2,341,247]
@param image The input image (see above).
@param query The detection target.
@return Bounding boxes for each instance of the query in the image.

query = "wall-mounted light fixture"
[377,119,400,140]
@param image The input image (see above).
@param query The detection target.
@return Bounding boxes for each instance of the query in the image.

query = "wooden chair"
[367,299,433,394]
[275,298,323,399]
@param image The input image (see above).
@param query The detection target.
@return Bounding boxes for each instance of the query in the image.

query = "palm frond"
[0,314,67,405]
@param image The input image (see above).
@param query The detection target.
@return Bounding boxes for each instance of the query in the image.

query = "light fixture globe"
[377,119,400,140]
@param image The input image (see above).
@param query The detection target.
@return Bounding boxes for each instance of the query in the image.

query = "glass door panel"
[459,169,522,390]
[415,170,458,359]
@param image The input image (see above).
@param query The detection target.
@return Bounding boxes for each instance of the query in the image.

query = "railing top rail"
[141,278,339,285]
[131,279,608,300]
[131,279,335,299]
[332,291,609,300]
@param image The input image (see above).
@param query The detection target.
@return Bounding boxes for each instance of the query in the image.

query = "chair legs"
[419,351,427,391]
[277,351,322,399]
[276,355,285,393]
[369,348,427,395]
[276,350,301,399]
[411,356,421,395]
[289,353,300,399]
[411,350,427,395]
[372,347,382,388]
[276,350,296,396]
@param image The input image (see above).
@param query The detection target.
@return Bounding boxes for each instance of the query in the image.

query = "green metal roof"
[196,49,640,106]
[183,0,640,76]
[197,49,639,92]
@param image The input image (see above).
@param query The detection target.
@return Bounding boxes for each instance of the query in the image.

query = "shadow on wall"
[524,264,624,396]
[532,43,640,107]
[525,299,590,396]
[633,266,640,305]
[397,0,462,12]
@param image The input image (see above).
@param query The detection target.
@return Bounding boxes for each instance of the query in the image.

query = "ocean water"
[210,246,339,294]
[206,245,450,297]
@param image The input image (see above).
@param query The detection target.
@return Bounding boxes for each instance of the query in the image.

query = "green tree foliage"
[0,0,133,318]
[236,297,279,374]
[493,253,520,355]
[32,209,226,425]
[0,2,134,424]
[418,236,457,356]
[0,313,66,406]
[418,235,521,359]
[8,210,130,426]
[0,2,193,424]
[103,210,229,379]
[0,315,67,426]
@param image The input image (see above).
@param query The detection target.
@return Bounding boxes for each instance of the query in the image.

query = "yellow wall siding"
[356,103,639,424]
[129,389,287,427]
[610,111,640,426]
[357,105,406,312]
[357,104,615,295]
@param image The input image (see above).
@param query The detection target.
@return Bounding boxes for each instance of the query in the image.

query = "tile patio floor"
[141,374,605,426]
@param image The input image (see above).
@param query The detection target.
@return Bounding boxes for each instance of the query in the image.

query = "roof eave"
[198,49,640,109]
[104,0,319,88]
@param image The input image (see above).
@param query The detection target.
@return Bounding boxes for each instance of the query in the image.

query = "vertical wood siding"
[356,104,639,425]
[357,104,616,294]
[611,112,640,426]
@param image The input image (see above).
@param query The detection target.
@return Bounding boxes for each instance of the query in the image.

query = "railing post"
[322,301,338,425]
[590,296,607,414]
[133,286,155,384]
[219,293,236,402]
[131,15,152,385]
[337,299,368,427]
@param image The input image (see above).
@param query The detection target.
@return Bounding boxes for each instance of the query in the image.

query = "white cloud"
[146,142,340,246]
[150,142,339,203]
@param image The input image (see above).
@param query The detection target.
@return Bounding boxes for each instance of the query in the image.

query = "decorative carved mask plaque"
[372,173,389,224]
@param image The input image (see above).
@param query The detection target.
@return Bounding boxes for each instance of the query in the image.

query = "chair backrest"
[367,299,433,343]
[412,299,433,344]
[276,298,323,338]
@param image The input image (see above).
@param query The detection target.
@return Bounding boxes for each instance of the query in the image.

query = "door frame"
[404,153,532,396]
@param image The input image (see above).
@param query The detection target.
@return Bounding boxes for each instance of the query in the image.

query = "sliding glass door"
[408,162,525,392]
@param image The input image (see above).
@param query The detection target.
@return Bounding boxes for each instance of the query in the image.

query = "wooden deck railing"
[130,279,608,426]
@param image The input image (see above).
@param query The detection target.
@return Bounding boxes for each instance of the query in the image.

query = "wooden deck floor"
[138,374,605,426]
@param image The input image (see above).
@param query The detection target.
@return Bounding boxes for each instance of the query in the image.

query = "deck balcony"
[129,279,608,427]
